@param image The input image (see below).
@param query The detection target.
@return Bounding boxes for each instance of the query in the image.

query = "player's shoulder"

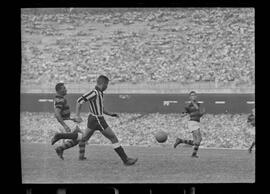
[54,95,65,103]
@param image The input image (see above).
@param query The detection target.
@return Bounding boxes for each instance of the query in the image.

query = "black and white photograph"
[20,7,255,186]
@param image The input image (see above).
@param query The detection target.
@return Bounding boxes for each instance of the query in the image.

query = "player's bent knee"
[110,136,119,144]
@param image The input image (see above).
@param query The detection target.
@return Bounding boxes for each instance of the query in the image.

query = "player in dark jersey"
[53,83,85,160]
[247,108,255,153]
[173,91,205,158]
[51,75,138,166]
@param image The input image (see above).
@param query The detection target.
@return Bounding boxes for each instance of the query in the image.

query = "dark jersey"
[184,101,203,122]
[54,95,71,120]
[247,113,255,127]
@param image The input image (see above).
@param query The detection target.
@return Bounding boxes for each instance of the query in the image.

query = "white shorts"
[187,120,200,132]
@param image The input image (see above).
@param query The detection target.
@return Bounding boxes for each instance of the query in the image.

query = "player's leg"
[58,127,68,144]
[100,126,138,166]
[248,141,255,153]
[55,139,79,160]
[191,129,202,158]
[51,126,83,145]
[174,137,194,148]
[174,121,196,148]
[78,127,95,160]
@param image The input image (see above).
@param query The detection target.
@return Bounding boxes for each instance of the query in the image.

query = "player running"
[173,91,205,158]
[247,108,255,153]
[53,83,85,160]
[51,75,138,166]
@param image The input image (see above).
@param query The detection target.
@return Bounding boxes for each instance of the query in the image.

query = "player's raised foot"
[191,153,199,158]
[51,133,61,145]
[79,156,87,161]
[124,157,138,166]
[55,147,64,160]
[173,138,182,148]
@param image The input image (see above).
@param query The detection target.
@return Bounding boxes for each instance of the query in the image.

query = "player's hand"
[69,117,77,122]
[110,113,119,118]
[181,112,187,117]
[64,125,72,133]
[74,116,83,123]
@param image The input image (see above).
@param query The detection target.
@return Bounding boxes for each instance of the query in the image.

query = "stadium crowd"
[21,112,254,149]
[21,8,254,87]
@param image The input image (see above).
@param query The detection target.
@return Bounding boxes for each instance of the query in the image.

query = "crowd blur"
[21,8,254,87]
[20,112,255,149]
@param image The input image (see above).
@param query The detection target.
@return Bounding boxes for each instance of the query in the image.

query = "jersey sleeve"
[77,90,97,104]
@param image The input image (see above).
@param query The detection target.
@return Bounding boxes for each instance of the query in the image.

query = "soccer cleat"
[173,138,182,148]
[79,156,87,161]
[55,147,64,160]
[124,157,138,166]
[191,153,199,158]
[51,133,61,145]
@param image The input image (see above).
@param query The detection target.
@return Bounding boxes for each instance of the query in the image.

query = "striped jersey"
[77,86,104,116]
[184,101,203,122]
[54,95,71,119]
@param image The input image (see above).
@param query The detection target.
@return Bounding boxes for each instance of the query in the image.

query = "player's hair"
[97,75,109,84]
[55,83,64,92]
[189,91,196,95]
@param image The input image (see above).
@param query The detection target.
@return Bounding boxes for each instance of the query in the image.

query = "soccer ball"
[155,130,168,143]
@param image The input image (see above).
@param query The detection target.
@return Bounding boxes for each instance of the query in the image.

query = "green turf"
[21,143,255,183]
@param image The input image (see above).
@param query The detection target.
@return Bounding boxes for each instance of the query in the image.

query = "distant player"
[53,83,86,160]
[51,75,138,166]
[173,91,205,158]
[247,108,255,153]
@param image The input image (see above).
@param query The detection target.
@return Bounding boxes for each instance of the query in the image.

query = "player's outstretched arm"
[180,112,188,117]
[103,109,119,118]
[54,108,71,132]
[74,102,83,123]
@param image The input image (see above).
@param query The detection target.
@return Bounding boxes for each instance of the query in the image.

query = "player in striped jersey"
[52,83,85,160]
[51,75,138,166]
[247,108,255,153]
[173,91,205,158]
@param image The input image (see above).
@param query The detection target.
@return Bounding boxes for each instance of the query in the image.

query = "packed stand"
[21,8,254,87]
[21,112,255,149]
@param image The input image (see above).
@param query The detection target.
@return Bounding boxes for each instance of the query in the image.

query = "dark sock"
[59,140,78,151]
[183,139,194,146]
[79,141,86,158]
[114,146,128,163]
[193,144,199,155]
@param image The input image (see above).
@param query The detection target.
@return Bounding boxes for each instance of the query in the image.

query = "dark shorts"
[87,114,109,131]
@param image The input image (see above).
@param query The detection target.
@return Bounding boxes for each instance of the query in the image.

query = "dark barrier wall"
[21,93,255,114]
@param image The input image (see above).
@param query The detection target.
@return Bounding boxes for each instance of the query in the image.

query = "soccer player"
[173,91,205,158]
[247,108,255,153]
[53,83,86,160]
[51,75,138,166]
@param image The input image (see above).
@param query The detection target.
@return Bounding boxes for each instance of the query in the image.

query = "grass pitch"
[21,143,255,183]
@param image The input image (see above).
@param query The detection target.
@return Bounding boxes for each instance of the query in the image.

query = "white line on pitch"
[246,101,255,104]
[215,101,226,104]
